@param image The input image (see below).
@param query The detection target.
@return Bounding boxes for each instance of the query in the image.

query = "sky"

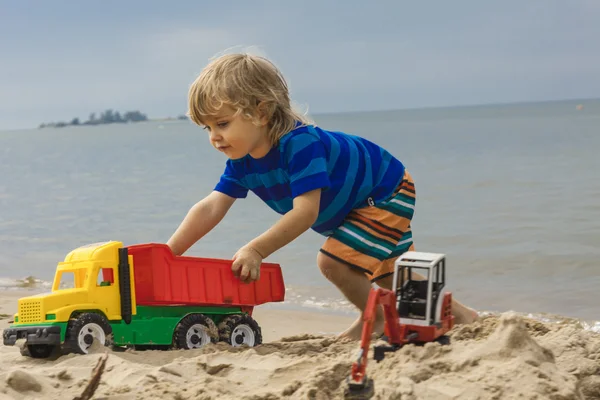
[1,0,599,130]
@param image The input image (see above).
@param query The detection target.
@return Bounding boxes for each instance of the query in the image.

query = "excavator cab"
[392,251,447,326]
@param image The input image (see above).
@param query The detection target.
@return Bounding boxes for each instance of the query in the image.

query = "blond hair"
[188,53,312,145]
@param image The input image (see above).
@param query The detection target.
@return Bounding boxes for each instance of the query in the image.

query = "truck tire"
[64,313,112,354]
[174,313,218,350]
[218,314,262,347]
[20,344,56,359]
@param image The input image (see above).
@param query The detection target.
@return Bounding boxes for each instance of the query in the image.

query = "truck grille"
[18,301,42,323]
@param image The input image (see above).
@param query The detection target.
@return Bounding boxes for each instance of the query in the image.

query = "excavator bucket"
[344,376,374,399]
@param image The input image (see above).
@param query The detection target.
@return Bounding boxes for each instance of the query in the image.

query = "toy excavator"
[344,251,455,399]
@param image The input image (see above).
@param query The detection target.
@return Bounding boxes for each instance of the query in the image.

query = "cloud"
[0,1,599,129]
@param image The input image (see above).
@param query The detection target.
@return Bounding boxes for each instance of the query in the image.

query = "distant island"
[38,109,188,129]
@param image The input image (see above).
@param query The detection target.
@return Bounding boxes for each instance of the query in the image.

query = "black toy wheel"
[218,314,262,347]
[64,313,112,354]
[436,335,451,345]
[20,344,56,359]
[174,313,218,349]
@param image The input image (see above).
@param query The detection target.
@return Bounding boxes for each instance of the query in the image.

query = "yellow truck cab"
[3,241,135,358]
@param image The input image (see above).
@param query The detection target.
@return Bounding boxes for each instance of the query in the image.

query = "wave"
[1,276,597,334]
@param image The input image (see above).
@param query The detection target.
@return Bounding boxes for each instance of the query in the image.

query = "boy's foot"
[337,313,385,341]
[452,302,479,325]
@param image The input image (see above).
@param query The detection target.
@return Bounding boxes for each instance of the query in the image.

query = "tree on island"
[39,109,150,128]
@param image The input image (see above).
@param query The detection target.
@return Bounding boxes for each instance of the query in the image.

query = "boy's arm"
[167,190,237,256]
[246,188,321,259]
[232,188,321,283]
[233,132,328,282]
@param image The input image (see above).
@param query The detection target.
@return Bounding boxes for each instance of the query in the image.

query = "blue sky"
[1,0,598,130]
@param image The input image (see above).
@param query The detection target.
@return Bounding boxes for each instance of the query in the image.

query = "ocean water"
[1,98,599,327]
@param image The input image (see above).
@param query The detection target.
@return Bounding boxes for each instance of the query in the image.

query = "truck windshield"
[57,272,76,289]
[53,265,115,291]
[53,266,88,290]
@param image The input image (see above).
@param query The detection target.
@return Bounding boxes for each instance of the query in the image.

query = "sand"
[0,290,599,400]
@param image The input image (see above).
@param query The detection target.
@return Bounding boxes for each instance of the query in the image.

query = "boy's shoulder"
[279,123,380,155]
[223,125,318,174]
[277,123,322,149]
[278,123,358,155]
[226,124,321,166]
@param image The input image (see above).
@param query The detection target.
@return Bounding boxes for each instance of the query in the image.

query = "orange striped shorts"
[319,170,416,282]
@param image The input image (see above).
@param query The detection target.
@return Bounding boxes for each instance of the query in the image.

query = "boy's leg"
[317,171,419,340]
[317,251,384,340]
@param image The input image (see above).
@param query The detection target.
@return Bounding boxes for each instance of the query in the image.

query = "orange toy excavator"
[344,251,455,399]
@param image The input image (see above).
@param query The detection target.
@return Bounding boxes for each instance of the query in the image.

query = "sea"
[1,98,599,331]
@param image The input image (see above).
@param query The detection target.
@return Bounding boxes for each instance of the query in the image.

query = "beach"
[1,290,599,400]
[2,102,599,399]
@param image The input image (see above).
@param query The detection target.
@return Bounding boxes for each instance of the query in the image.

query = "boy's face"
[202,105,271,160]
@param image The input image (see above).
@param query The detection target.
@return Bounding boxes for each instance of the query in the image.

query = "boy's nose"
[209,130,222,141]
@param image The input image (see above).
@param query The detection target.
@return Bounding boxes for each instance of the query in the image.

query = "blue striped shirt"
[214,124,405,236]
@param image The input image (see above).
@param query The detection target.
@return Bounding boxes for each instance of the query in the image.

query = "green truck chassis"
[3,305,261,358]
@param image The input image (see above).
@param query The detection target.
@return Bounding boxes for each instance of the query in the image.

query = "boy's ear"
[256,101,270,126]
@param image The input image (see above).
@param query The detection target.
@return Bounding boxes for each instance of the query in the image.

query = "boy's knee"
[375,275,393,290]
[317,251,356,282]
[317,251,337,279]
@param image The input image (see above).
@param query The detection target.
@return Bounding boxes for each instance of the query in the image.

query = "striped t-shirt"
[214,124,405,236]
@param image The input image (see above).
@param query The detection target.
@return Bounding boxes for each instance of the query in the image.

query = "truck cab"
[15,241,133,326]
[3,241,133,358]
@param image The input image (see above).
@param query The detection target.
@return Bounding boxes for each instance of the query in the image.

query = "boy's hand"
[231,246,263,283]
[229,189,321,284]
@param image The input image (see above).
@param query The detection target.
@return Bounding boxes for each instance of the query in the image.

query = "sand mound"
[0,312,598,400]
[366,312,591,399]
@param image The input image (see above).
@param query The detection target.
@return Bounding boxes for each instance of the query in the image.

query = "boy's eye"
[217,121,229,128]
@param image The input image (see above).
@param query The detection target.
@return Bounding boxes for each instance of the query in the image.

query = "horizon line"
[2,95,599,133]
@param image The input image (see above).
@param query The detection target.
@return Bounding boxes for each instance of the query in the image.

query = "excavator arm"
[347,288,405,392]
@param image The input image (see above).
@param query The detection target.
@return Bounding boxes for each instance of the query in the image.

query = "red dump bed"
[126,243,285,307]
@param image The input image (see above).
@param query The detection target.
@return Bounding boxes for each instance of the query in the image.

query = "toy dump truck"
[3,241,285,358]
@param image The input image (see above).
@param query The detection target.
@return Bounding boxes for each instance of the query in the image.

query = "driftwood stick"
[73,352,109,400]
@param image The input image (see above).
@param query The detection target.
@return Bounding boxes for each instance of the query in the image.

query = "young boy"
[167,53,478,340]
